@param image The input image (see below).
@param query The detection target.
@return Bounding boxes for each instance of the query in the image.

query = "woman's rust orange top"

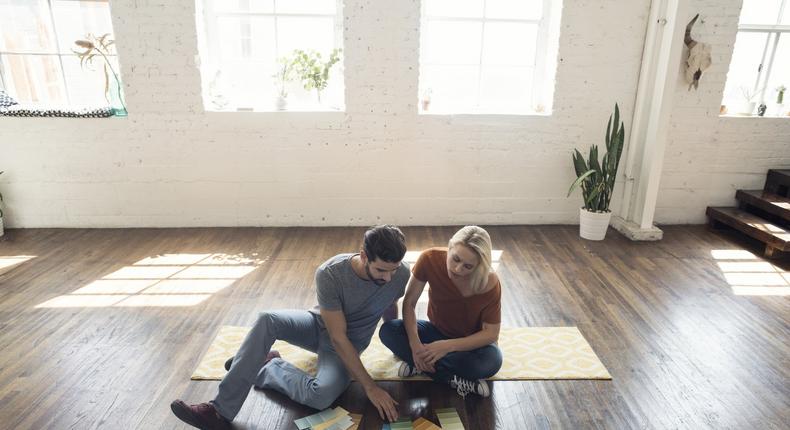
[412,247,501,338]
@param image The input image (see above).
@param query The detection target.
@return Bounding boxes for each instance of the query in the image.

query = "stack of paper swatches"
[389,418,414,429]
[412,417,442,430]
[435,408,465,430]
[382,417,442,430]
[294,407,361,430]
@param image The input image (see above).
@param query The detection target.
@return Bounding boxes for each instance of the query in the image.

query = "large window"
[197,0,345,112]
[418,0,561,115]
[722,0,790,116]
[0,0,119,107]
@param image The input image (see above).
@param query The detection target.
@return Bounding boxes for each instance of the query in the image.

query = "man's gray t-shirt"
[310,253,410,348]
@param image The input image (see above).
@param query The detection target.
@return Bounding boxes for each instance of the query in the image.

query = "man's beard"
[365,262,387,286]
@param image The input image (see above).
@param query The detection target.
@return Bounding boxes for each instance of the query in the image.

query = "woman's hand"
[409,340,434,373]
[416,339,454,366]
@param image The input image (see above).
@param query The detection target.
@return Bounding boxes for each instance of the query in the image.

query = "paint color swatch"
[389,418,414,429]
[294,407,349,430]
[412,417,442,430]
[321,416,354,430]
[436,408,465,430]
[347,414,362,430]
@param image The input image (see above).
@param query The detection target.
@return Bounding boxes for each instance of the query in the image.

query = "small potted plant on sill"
[292,49,341,105]
[420,88,433,112]
[272,55,298,110]
[74,33,127,116]
[567,103,625,241]
[736,85,762,116]
[775,85,786,116]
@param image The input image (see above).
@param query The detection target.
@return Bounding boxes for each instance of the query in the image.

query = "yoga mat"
[192,326,611,381]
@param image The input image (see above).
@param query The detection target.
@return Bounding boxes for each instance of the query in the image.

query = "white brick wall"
[658,0,790,224]
[0,0,787,228]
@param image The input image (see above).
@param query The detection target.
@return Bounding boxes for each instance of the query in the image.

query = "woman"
[378,226,502,398]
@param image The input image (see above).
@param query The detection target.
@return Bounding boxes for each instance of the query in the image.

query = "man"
[171,225,409,429]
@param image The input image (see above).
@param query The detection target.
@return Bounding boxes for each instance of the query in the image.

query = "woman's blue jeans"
[378,319,503,384]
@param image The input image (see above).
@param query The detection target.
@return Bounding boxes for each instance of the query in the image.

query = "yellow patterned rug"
[191,326,611,381]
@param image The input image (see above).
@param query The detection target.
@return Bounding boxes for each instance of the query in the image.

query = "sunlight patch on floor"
[35,253,266,308]
[711,249,790,296]
[0,255,36,275]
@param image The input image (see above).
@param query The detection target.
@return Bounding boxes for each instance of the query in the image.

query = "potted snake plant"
[567,103,625,240]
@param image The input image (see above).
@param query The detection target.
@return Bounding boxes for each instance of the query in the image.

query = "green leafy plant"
[567,103,625,213]
[73,33,126,111]
[291,49,342,102]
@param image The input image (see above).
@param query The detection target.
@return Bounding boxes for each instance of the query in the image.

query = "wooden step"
[735,189,790,223]
[706,206,790,257]
[764,169,790,196]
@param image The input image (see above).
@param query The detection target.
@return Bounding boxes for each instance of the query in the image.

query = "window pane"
[482,22,537,66]
[420,65,479,112]
[276,16,335,56]
[217,16,276,60]
[722,32,770,107]
[739,0,781,26]
[422,20,482,65]
[212,0,274,14]
[765,34,790,104]
[1,54,66,104]
[199,0,344,111]
[215,60,273,108]
[52,0,115,55]
[275,0,335,15]
[62,54,120,106]
[479,66,533,110]
[425,0,483,18]
[485,0,542,20]
[782,3,790,25]
[0,0,57,53]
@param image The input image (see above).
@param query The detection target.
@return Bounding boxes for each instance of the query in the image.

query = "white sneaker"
[397,361,423,377]
[449,375,490,398]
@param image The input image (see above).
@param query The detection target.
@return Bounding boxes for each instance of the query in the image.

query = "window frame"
[198,0,345,112]
[726,0,790,107]
[418,0,554,115]
[0,0,117,106]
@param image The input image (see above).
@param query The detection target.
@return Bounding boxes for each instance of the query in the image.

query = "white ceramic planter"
[579,208,612,241]
[275,95,287,111]
[737,101,756,115]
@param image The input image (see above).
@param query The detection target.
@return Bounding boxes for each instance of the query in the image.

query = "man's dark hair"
[363,225,407,263]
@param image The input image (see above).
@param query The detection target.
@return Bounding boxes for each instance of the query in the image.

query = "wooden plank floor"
[0,226,788,429]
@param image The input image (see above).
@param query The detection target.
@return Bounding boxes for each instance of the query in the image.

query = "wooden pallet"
[707,169,790,258]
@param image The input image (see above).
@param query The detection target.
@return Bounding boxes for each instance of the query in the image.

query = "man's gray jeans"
[211,310,364,420]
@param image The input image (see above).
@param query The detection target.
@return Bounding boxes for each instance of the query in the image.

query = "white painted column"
[612,0,688,241]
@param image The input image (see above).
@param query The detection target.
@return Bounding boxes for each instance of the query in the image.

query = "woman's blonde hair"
[448,225,493,294]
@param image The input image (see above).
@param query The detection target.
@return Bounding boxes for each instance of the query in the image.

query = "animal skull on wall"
[684,14,712,91]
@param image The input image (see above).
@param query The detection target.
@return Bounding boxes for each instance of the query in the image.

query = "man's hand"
[365,384,399,422]
[416,340,453,366]
[409,340,434,373]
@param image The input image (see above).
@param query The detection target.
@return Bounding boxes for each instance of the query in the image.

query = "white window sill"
[206,106,345,113]
[719,114,790,118]
[419,109,552,117]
